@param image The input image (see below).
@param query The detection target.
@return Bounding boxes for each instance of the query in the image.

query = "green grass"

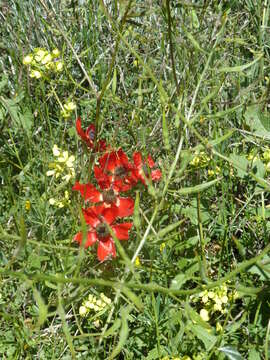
[1,0,270,359]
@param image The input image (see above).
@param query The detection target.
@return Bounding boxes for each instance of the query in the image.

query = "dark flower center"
[103,189,116,204]
[87,129,95,141]
[114,166,127,178]
[96,223,109,239]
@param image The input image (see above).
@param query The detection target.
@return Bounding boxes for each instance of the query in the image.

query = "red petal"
[112,222,133,240]
[97,238,116,261]
[82,208,101,228]
[99,151,118,172]
[151,169,162,181]
[73,231,97,248]
[76,118,88,142]
[147,155,155,168]
[133,152,143,168]
[102,207,118,224]
[94,165,111,189]
[117,149,129,166]
[72,182,102,202]
[116,197,134,217]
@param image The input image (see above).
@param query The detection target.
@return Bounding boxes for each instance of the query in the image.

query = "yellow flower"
[41,53,52,65]
[216,322,223,332]
[64,101,76,112]
[135,256,141,266]
[25,200,31,211]
[30,70,42,79]
[55,61,63,71]
[53,144,60,157]
[160,242,166,252]
[52,48,60,57]
[79,306,88,316]
[23,55,33,65]
[200,309,210,322]
[34,49,47,62]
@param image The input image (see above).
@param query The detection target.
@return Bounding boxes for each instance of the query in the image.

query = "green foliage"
[1,0,270,358]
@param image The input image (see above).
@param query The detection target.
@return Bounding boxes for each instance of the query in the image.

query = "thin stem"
[166,0,179,94]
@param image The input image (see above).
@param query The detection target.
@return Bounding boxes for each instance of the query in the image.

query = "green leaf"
[244,105,270,138]
[108,305,131,359]
[32,286,48,327]
[170,273,187,290]
[19,107,34,134]
[0,75,8,92]
[103,318,122,338]
[248,348,261,360]
[177,178,221,195]
[218,346,243,360]
[218,53,263,73]
[189,324,217,350]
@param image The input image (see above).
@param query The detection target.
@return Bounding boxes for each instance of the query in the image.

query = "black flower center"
[103,189,116,204]
[96,223,109,239]
[114,166,127,178]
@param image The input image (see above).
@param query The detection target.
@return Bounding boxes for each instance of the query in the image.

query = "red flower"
[94,149,137,192]
[73,205,133,261]
[72,182,134,217]
[132,152,162,184]
[76,117,106,151]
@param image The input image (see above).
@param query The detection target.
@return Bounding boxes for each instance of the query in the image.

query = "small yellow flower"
[30,70,42,79]
[53,144,60,157]
[94,320,101,327]
[52,48,60,57]
[64,101,76,112]
[160,242,166,252]
[25,200,31,211]
[49,198,56,205]
[79,306,88,316]
[46,170,56,177]
[41,53,52,65]
[35,49,47,62]
[23,55,33,65]
[216,322,223,332]
[55,61,63,71]
[200,308,210,322]
[135,256,141,266]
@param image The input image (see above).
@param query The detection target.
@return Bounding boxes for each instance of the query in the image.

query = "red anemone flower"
[73,205,133,261]
[72,182,134,217]
[76,117,106,151]
[132,152,162,184]
[94,149,137,192]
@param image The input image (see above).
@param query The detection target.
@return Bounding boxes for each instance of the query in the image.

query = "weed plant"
[0,0,270,359]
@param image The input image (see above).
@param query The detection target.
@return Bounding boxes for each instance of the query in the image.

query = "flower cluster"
[190,150,210,167]
[248,148,270,172]
[23,47,63,79]
[61,101,76,119]
[190,284,239,322]
[49,190,71,209]
[46,145,75,183]
[79,293,111,317]
[73,118,162,261]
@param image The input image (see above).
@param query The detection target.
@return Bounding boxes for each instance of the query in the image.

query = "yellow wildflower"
[23,55,33,65]
[55,61,63,71]
[30,70,42,79]
[25,200,31,211]
[135,257,141,266]
[200,309,209,322]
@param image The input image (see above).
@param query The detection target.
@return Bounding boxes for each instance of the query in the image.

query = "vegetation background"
[0,0,270,359]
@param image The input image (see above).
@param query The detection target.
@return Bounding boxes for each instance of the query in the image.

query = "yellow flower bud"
[23,55,33,65]
[25,200,31,211]
[200,309,210,322]
[79,306,88,316]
